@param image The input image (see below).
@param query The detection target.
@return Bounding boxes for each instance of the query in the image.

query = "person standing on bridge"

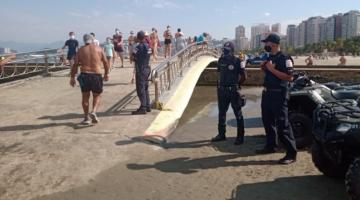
[163,25,173,58]
[175,28,187,53]
[211,41,247,145]
[103,37,116,70]
[90,32,100,46]
[150,28,160,61]
[128,31,136,64]
[113,29,124,68]
[256,33,297,165]
[62,31,79,67]
[132,31,152,115]
[70,34,110,125]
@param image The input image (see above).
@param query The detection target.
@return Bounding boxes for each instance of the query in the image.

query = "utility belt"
[135,66,151,72]
[263,87,287,93]
[217,85,240,90]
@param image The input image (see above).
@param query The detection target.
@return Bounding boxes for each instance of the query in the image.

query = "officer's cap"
[261,33,280,44]
[137,31,145,40]
[223,41,235,51]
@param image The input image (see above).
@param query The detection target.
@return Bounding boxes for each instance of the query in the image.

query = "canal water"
[168,86,265,144]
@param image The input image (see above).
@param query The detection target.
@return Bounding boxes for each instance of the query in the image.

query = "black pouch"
[240,94,247,107]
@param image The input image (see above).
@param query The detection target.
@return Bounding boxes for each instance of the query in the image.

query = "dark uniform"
[261,51,297,160]
[212,42,246,145]
[132,33,152,115]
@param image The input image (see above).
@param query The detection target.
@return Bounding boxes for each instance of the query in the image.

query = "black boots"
[211,134,226,142]
[234,133,244,145]
[131,109,146,115]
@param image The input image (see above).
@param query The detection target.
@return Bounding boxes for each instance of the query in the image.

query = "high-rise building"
[254,33,270,49]
[286,25,296,47]
[235,25,245,39]
[238,37,250,51]
[321,13,343,42]
[305,16,325,45]
[319,21,327,42]
[334,14,343,39]
[295,21,307,48]
[251,24,270,49]
[342,10,360,39]
[271,23,281,34]
[235,25,246,51]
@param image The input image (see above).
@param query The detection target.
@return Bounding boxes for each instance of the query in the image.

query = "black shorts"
[165,39,172,45]
[77,73,103,94]
[67,53,76,60]
[115,46,124,53]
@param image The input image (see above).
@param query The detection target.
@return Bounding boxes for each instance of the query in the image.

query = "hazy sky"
[0,0,359,43]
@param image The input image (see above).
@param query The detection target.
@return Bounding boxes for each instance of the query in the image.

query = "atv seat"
[332,90,360,100]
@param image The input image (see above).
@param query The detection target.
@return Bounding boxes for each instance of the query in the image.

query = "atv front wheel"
[289,112,313,149]
[346,158,360,200]
[311,142,347,178]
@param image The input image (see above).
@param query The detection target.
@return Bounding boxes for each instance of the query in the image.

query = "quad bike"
[312,100,360,200]
[289,72,360,148]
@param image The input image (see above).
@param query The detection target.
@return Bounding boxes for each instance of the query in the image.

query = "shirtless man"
[0,53,16,74]
[163,25,173,58]
[339,53,347,66]
[70,34,110,125]
[305,55,314,66]
[128,31,136,64]
[0,54,16,66]
[150,28,160,61]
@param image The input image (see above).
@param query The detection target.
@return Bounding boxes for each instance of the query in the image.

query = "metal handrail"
[0,48,60,57]
[0,48,66,80]
[151,42,220,108]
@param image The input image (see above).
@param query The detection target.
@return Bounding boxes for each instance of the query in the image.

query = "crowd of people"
[63,26,209,125]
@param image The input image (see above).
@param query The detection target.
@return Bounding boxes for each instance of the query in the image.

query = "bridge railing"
[0,48,66,81]
[151,42,220,108]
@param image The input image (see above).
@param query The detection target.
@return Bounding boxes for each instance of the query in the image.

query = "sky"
[0,0,359,44]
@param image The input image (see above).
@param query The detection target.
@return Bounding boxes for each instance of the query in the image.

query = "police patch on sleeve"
[240,61,246,69]
[228,65,235,70]
[286,59,293,68]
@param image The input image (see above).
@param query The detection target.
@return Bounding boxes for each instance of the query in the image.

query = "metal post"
[154,77,160,109]
[167,62,171,90]
[43,51,50,76]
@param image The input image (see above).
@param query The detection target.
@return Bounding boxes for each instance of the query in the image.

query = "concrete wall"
[198,62,360,86]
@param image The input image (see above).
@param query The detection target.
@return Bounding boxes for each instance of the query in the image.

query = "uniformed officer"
[211,42,247,145]
[132,31,152,115]
[256,33,297,165]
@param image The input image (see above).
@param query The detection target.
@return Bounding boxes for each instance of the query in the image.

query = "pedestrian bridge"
[0,43,220,145]
[144,44,219,142]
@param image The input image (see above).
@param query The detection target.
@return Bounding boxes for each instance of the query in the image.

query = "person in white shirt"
[90,32,100,46]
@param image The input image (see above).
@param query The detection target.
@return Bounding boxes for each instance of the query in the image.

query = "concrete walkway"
[0,58,164,200]
[0,57,347,200]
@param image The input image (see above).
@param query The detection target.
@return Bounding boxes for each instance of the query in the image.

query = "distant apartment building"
[286,25,296,48]
[271,23,281,34]
[235,25,248,51]
[251,24,270,49]
[254,33,270,49]
[238,37,250,51]
[0,47,12,54]
[294,21,307,48]
[319,14,344,42]
[305,16,325,45]
[342,10,360,39]
[235,25,245,39]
